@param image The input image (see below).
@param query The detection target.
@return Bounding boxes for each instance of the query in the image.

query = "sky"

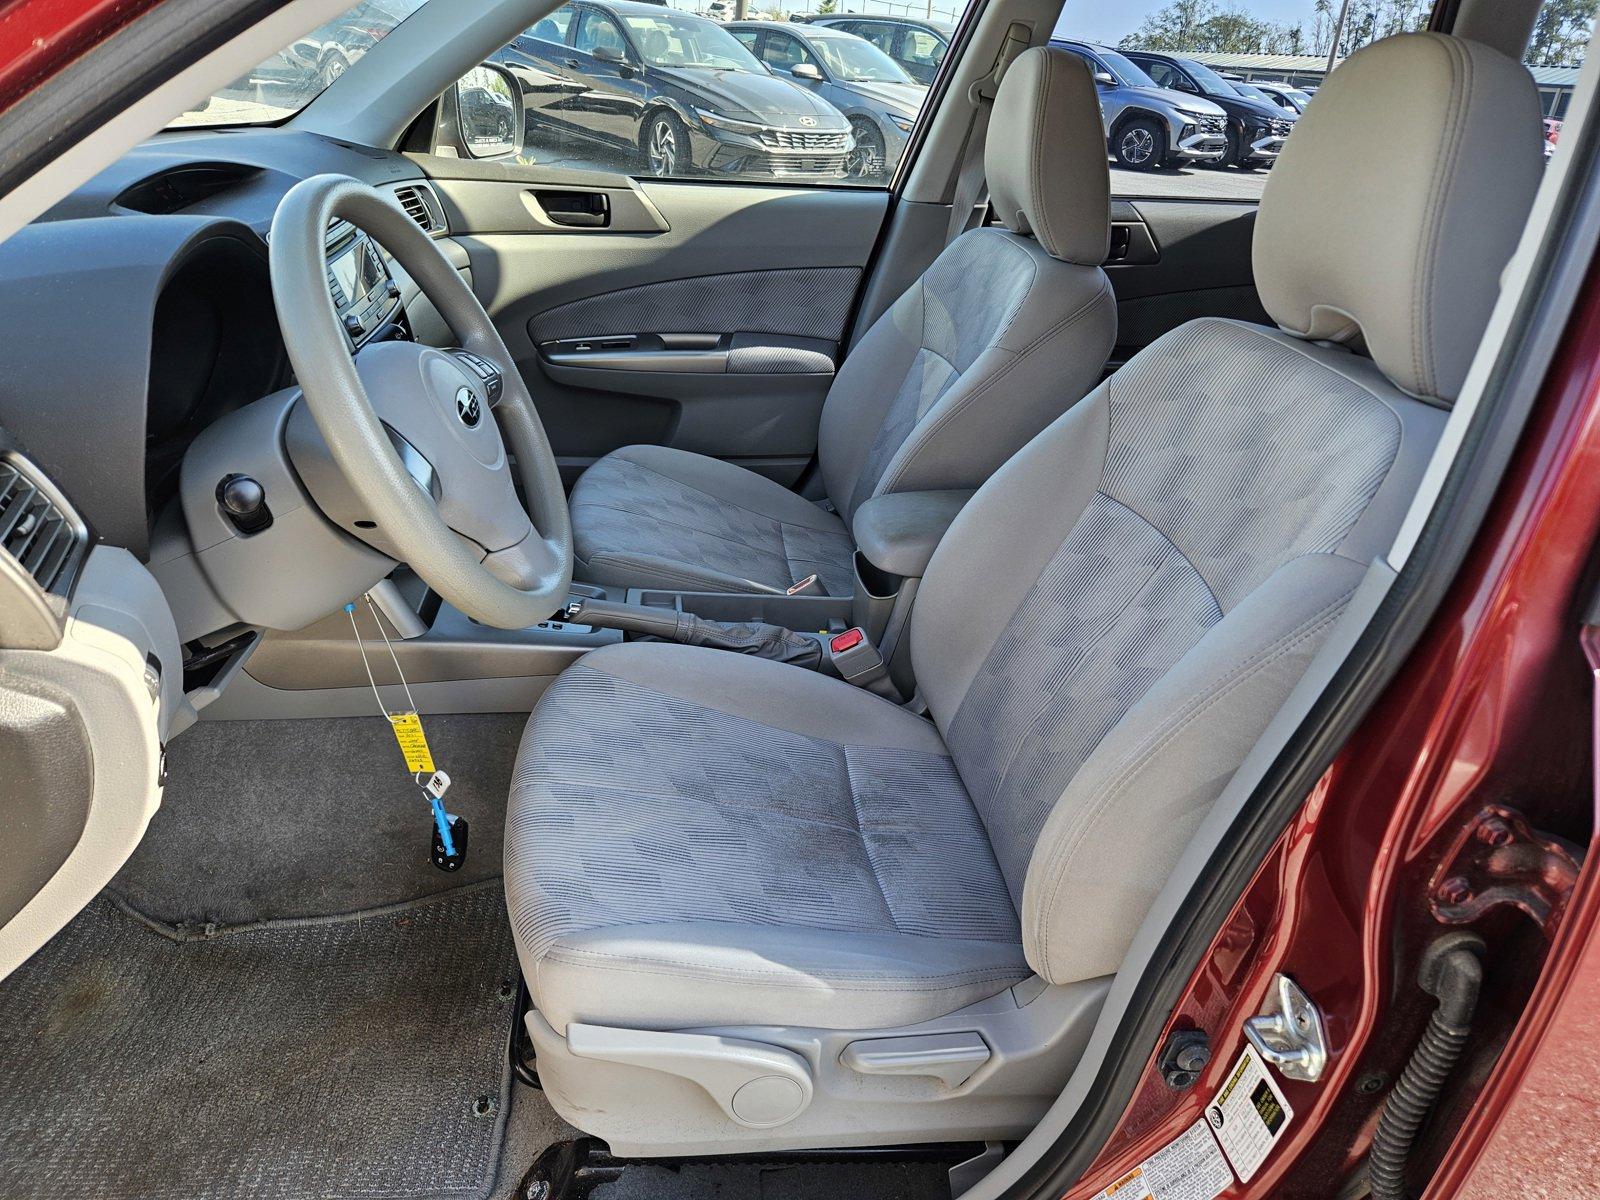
[1055,0,1320,44]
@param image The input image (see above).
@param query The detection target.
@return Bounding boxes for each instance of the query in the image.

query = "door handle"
[564,57,581,68]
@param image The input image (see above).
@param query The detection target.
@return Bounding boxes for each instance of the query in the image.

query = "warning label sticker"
[1205,1047,1293,1183]
[1088,1120,1234,1200]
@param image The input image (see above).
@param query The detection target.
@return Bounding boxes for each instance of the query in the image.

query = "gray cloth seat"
[506,640,1029,1035]
[568,443,858,595]
[506,34,1542,1150]
[569,48,1117,594]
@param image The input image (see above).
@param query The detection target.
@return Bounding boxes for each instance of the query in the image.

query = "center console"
[323,221,405,348]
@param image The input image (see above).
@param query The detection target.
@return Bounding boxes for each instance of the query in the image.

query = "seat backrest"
[817,47,1115,523]
[909,32,1542,985]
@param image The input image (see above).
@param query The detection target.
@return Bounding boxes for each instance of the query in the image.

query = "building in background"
[1182,51,1582,118]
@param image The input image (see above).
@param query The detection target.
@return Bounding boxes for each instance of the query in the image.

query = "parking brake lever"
[562,596,823,670]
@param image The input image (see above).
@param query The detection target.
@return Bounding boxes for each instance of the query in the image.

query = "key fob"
[431,814,469,872]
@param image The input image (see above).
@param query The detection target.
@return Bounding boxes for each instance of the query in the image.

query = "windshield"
[808,33,914,84]
[1097,48,1157,89]
[622,12,762,71]
[168,0,426,128]
[1177,56,1242,98]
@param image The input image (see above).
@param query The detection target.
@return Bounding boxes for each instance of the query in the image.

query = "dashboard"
[0,128,448,561]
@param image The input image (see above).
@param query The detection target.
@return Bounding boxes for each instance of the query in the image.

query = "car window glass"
[809,33,914,84]
[1057,0,1595,203]
[573,10,626,59]
[902,30,944,69]
[478,1,967,187]
[854,23,900,56]
[527,6,573,47]
[760,32,816,73]
[169,0,426,127]
[619,12,759,70]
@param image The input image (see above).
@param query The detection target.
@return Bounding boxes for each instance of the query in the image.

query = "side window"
[760,33,817,73]
[573,10,625,59]
[901,30,945,72]
[1056,0,1594,202]
[470,4,973,187]
[856,23,899,57]
[526,6,573,47]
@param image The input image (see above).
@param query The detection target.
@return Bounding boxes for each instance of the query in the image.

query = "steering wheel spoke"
[270,175,572,629]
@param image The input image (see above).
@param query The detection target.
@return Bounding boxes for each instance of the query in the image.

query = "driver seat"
[506,34,1540,1156]
[564,48,1116,595]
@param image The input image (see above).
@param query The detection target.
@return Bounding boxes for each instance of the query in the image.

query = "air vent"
[392,183,447,236]
[0,455,88,595]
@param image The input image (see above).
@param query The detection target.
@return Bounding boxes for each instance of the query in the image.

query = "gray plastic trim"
[528,974,1110,1158]
[0,545,179,982]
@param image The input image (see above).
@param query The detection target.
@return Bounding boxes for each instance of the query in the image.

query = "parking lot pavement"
[1109,164,1269,201]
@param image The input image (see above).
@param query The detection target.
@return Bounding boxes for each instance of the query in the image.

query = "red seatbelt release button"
[830,628,865,654]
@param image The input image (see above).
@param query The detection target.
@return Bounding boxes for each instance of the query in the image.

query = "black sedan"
[502,1,854,182]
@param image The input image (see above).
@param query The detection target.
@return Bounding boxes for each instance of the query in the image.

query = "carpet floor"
[111,714,526,925]
[0,883,519,1200]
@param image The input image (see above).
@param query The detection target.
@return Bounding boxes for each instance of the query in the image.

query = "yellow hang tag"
[389,711,436,775]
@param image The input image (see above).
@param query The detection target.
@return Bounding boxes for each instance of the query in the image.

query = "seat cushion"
[570,444,856,595]
[505,642,1029,1034]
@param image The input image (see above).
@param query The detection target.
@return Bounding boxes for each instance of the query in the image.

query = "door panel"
[1104,199,1270,367]
[421,166,889,484]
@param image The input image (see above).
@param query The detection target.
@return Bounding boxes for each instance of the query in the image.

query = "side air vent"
[393,182,447,236]
[0,455,88,595]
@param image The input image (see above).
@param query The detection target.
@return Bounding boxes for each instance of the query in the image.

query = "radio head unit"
[325,222,402,347]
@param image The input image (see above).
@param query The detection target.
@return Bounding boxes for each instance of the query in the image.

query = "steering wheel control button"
[215,473,273,535]
[455,386,481,428]
[450,350,504,404]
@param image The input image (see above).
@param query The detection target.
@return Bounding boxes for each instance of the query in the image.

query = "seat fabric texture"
[505,641,1029,1034]
[568,47,1116,594]
[508,32,1541,1050]
[569,444,858,595]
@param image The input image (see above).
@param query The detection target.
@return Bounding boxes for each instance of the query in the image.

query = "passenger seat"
[566,47,1117,595]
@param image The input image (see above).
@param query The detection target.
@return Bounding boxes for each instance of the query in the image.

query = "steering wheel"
[269,175,571,630]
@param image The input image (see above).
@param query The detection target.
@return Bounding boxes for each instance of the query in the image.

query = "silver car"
[1054,40,1229,171]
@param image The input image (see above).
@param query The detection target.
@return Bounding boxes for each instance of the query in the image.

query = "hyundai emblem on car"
[456,386,480,428]
[799,116,816,127]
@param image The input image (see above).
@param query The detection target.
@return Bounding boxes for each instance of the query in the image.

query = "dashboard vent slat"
[392,183,447,236]
[0,457,88,595]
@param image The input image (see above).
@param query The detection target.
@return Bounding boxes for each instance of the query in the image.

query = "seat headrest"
[1254,33,1542,406]
[984,46,1110,265]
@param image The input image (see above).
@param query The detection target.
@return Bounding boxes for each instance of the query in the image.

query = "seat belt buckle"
[827,627,894,696]
[787,574,826,597]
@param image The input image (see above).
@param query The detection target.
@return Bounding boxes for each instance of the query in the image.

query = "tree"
[1529,0,1599,66]
[1118,0,1215,51]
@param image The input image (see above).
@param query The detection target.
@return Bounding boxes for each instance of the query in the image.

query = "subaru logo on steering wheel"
[455,385,481,428]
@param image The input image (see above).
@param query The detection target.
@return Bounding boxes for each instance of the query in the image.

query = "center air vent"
[392,183,447,236]
[0,455,88,595]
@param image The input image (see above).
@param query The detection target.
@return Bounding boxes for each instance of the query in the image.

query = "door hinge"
[1429,804,1582,936]
[1243,973,1328,1082]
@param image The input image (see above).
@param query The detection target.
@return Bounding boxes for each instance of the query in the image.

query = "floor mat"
[0,884,519,1200]
[111,714,526,925]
